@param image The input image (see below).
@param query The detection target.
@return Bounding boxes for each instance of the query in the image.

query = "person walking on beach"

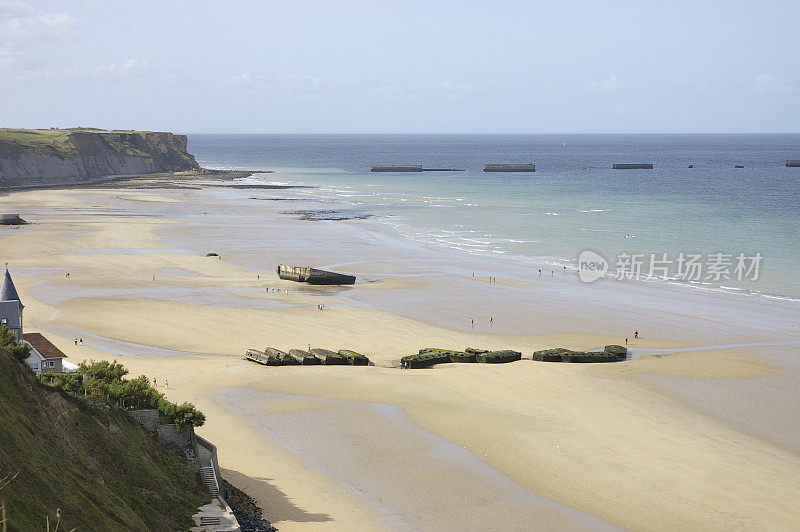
[490,316,493,325]
[164,380,168,389]
[153,377,157,387]
[471,317,474,327]
[79,338,83,345]
[74,338,77,345]
[634,331,639,340]
[625,338,628,345]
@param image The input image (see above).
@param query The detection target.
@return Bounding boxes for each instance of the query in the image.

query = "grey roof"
[0,269,23,309]
[0,301,21,329]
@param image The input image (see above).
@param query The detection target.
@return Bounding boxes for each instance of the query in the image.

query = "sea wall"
[0,130,199,186]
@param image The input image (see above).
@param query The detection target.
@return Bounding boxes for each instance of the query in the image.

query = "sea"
[188,134,800,301]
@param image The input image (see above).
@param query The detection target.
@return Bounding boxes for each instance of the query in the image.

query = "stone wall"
[129,408,159,432]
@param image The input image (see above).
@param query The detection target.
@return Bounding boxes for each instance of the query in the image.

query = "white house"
[23,332,69,374]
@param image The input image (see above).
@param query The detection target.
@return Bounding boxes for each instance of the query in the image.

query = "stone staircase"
[201,466,220,498]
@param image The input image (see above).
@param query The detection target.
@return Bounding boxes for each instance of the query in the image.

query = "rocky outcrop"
[0,129,199,187]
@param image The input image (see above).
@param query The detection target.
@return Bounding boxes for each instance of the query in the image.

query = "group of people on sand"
[317,303,325,310]
[152,377,168,389]
[73,337,83,345]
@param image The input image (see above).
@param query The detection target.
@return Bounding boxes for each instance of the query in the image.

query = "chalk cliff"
[0,128,200,187]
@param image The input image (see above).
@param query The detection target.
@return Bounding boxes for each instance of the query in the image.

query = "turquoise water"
[188,134,800,299]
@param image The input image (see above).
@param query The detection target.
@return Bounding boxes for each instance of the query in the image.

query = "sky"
[1,0,798,134]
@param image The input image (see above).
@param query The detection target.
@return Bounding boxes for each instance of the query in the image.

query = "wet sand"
[1,186,799,530]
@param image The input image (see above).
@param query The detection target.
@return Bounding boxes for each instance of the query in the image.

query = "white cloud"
[2,9,79,42]
[588,75,620,91]
[751,73,799,94]
[225,72,262,85]
[95,58,149,74]
[0,0,34,17]
[0,1,80,68]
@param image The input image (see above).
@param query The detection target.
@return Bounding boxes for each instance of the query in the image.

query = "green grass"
[0,347,208,531]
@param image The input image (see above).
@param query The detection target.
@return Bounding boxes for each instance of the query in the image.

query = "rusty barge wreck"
[277,264,356,285]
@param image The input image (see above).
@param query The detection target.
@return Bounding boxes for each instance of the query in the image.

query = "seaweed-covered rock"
[533,347,625,363]
[418,348,475,363]
[338,349,370,366]
[464,347,488,355]
[531,348,572,362]
[311,348,349,365]
[289,349,322,365]
[604,344,628,360]
[476,350,521,363]
[401,351,451,369]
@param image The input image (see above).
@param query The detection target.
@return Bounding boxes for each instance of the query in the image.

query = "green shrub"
[0,324,30,361]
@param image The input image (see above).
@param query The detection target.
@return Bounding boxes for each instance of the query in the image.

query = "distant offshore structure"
[371,164,422,172]
[371,164,464,172]
[484,164,535,172]
[612,163,653,170]
[787,159,800,167]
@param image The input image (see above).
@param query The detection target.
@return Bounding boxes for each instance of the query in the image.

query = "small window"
[1,318,6,324]
[49,360,54,368]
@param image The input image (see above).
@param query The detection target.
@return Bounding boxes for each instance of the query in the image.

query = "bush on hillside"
[40,358,205,427]
[0,324,31,362]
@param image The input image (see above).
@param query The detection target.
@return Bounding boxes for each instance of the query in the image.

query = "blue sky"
[1,0,798,133]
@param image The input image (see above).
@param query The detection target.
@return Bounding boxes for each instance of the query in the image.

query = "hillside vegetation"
[0,338,208,531]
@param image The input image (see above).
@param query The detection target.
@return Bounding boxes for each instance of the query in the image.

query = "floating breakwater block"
[532,347,625,363]
[338,350,370,365]
[603,345,628,360]
[476,350,522,363]
[401,351,450,368]
[612,163,653,169]
[311,348,348,365]
[280,354,300,365]
[418,348,475,363]
[289,349,322,365]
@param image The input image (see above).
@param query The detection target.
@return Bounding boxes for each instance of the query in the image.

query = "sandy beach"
[2,185,800,531]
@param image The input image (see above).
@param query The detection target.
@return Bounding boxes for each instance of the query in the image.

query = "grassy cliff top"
[0,128,185,158]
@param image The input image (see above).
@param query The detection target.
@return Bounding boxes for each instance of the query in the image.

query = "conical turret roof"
[1,269,23,309]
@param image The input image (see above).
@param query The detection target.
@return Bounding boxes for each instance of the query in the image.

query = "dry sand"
[2,187,800,531]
